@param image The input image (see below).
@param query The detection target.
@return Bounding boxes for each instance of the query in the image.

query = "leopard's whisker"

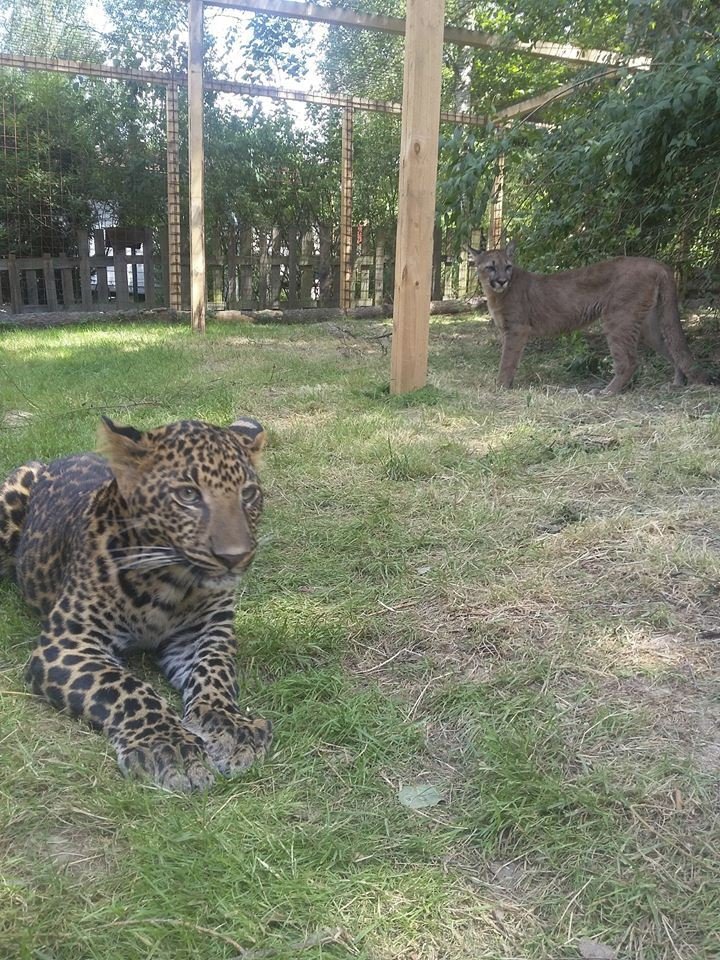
[114,556,182,571]
[107,546,178,557]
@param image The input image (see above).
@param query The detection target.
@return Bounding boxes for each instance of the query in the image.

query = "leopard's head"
[469,241,516,294]
[98,416,266,585]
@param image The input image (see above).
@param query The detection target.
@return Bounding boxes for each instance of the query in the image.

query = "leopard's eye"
[241,484,259,505]
[175,485,202,506]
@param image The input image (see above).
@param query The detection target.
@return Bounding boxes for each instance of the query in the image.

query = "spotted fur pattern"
[0,417,272,792]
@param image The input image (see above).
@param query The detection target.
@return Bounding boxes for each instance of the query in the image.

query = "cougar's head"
[469,241,516,294]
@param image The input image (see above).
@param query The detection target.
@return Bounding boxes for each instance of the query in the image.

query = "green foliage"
[436,2,720,273]
[508,42,720,271]
[103,0,188,72]
[0,0,100,59]
[436,123,503,249]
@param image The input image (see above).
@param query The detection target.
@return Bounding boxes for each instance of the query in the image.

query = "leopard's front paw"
[116,729,216,793]
[183,704,272,776]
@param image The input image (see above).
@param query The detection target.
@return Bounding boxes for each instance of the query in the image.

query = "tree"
[433,0,720,280]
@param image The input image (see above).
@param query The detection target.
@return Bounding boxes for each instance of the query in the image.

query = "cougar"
[469,241,710,394]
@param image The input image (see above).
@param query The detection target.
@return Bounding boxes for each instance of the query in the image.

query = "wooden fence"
[203,224,481,313]
[0,227,155,314]
[0,223,480,315]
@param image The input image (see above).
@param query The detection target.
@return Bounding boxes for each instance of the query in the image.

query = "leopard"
[0,415,272,792]
[469,241,712,394]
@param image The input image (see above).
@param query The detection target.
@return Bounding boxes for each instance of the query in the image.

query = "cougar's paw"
[116,730,215,793]
[183,704,273,776]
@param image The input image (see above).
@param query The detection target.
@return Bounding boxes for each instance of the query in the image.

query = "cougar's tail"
[0,461,45,579]
[658,268,711,385]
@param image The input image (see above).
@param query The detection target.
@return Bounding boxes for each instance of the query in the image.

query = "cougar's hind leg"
[641,314,686,386]
[0,462,45,579]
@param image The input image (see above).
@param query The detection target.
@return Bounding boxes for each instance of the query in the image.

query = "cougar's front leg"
[26,614,215,792]
[159,610,272,776]
[498,327,530,388]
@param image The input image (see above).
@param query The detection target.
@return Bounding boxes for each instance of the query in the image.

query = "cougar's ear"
[97,416,149,497]
[229,416,266,468]
[467,245,481,260]
[505,240,517,260]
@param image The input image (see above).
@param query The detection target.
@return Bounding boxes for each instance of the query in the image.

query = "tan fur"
[469,242,711,394]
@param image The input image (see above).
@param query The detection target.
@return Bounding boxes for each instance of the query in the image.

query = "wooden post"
[143,227,155,306]
[188,0,206,332]
[257,231,268,307]
[340,104,353,311]
[462,227,482,296]
[269,227,282,306]
[287,227,298,307]
[77,230,93,308]
[8,254,22,313]
[93,230,109,303]
[166,81,182,312]
[42,254,58,310]
[488,153,505,249]
[390,0,446,394]
[300,229,314,304]
[114,248,129,306]
[373,235,385,306]
[60,267,74,308]
[239,227,253,306]
[226,225,238,307]
[131,247,140,299]
[26,269,39,307]
[318,222,332,305]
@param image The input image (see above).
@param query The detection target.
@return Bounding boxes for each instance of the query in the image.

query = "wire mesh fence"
[0,1,483,317]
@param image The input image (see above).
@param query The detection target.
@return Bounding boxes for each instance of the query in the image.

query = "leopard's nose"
[212,548,255,571]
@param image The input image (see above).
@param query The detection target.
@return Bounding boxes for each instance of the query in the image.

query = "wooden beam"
[209,77,489,126]
[207,0,651,68]
[494,69,621,121]
[390,0,445,395]
[339,105,353,311]
[188,0,206,333]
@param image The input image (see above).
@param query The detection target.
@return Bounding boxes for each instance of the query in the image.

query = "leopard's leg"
[26,616,216,792]
[0,462,45,579]
[158,608,272,776]
[497,327,530,388]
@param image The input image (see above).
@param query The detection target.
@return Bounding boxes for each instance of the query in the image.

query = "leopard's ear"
[97,417,149,495]
[229,416,266,468]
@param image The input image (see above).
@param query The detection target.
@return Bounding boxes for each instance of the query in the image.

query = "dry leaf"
[578,937,617,959]
[398,784,443,810]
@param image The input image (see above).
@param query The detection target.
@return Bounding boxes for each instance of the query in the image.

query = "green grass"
[1,313,720,959]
